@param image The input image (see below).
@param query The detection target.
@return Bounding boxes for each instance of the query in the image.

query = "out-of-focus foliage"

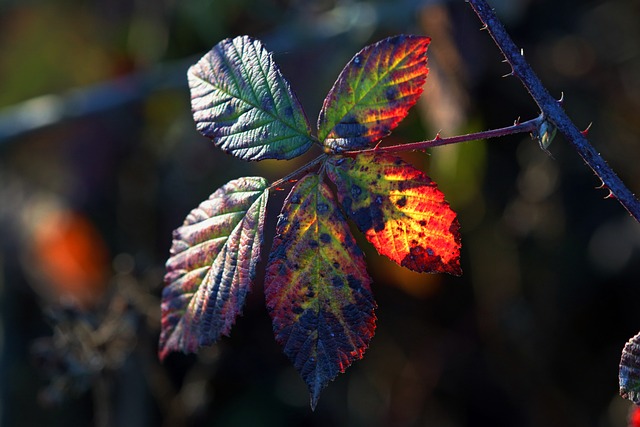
[1,0,640,426]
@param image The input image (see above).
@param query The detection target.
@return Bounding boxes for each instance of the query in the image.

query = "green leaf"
[159,177,269,360]
[326,153,461,275]
[264,173,376,409]
[189,36,314,161]
[317,35,430,152]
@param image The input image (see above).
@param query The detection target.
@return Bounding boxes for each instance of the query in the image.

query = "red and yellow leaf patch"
[317,35,430,152]
[264,173,376,409]
[326,153,461,275]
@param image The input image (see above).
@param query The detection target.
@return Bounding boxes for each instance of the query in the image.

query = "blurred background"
[1,0,640,426]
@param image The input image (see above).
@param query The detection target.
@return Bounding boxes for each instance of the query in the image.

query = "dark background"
[1,0,640,426]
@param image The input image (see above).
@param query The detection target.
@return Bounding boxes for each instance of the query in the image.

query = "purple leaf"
[159,177,269,360]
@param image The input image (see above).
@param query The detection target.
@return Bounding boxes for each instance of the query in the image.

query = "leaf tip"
[309,389,321,411]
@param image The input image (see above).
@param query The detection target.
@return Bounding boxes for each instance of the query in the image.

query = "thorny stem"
[285,117,543,186]
[344,117,540,156]
[467,0,640,222]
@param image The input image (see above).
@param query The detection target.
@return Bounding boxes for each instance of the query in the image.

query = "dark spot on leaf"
[293,306,304,314]
[419,220,427,227]
[351,185,362,199]
[332,122,368,142]
[390,35,405,45]
[309,239,319,248]
[317,203,329,214]
[284,106,294,117]
[306,290,315,298]
[351,205,385,233]
[394,158,403,166]
[385,87,398,100]
[333,262,340,269]
[331,276,343,288]
[320,233,331,244]
[347,274,361,290]
[290,195,301,204]
[400,245,441,272]
[396,197,407,207]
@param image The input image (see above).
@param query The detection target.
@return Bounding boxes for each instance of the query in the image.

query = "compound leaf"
[326,153,461,275]
[159,177,269,360]
[318,35,430,152]
[264,173,376,409]
[189,36,313,161]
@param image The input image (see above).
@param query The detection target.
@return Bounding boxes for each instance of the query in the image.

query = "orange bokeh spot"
[32,210,109,309]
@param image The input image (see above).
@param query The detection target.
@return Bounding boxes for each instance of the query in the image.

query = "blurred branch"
[0,57,194,144]
[0,0,429,146]
[467,0,640,222]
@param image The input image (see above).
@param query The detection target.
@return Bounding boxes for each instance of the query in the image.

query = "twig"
[467,0,640,222]
[343,116,540,156]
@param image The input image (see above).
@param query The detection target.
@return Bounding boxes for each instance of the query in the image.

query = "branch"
[467,0,640,222]
[344,117,540,156]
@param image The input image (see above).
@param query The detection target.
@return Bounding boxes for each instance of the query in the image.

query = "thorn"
[604,189,616,199]
[514,116,521,125]
[581,122,592,137]
[557,92,565,105]
[595,180,607,190]
[288,179,298,183]
[434,131,442,140]
[502,71,514,78]
[520,48,525,56]
[275,186,285,191]
[480,24,488,31]
[373,140,383,151]
[501,59,509,63]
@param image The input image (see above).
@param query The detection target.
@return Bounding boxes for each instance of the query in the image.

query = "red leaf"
[264,173,376,409]
[318,35,430,152]
[326,153,461,275]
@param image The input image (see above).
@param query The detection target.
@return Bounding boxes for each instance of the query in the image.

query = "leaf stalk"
[343,116,541,156]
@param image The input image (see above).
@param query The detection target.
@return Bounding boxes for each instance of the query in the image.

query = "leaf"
[264,173,376,409]
[326,153,461,275]
[189,36,314,161]
[159,177,269,360]
[317,35,430,152]
[620,331,640,404]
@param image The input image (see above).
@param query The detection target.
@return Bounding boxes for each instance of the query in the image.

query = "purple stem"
[345,117,539,156]
[467,0,640,222]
